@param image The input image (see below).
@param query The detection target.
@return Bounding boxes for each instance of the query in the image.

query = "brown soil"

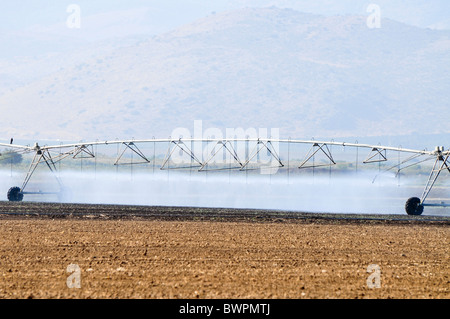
[0,202,448,299]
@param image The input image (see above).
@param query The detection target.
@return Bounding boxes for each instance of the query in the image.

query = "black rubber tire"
[7,187,24,202]
[405,197,424,216]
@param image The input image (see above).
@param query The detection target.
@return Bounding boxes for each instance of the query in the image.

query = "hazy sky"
[1,1,449,144]
[1,0,449,33]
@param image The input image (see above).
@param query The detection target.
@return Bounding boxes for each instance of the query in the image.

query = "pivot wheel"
[7,187,24,202]
[405,197,424,216]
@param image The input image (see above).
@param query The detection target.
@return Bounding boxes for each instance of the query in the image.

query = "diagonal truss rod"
[363,147,387,164]
[299,143,335,169]
[240,140,284,170]
[421,153,450,204]
[371,153,433,183]
[114,142,150,165]
[39,145,97,164]
[21,149,63,192]
[72,145,95,159]
[393,154,434,176]
[160,140,203,170]
[199,141,244,171]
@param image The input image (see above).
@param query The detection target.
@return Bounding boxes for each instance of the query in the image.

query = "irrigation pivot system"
[1,138,448,215]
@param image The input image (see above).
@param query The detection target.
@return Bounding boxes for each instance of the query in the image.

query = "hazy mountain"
[1,7,449,143]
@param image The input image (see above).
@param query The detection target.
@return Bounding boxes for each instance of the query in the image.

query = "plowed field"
[0,202,448,299]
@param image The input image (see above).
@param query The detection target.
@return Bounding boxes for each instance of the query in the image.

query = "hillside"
[1,7,449,142]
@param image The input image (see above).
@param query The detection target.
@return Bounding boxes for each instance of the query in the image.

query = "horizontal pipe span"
[21,191,61,195]
[0,139,436,156]
[422,203,450,207]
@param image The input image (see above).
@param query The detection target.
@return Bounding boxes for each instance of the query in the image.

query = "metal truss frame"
[1,137,448,213]
[240,140,284,171]
[421,152,450,205]
[160,139,202,170]
[298,143,335,169]
[21,148,62,194]
[363,147,387,164]
[199,140,244,171]
[114,142,150,166]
